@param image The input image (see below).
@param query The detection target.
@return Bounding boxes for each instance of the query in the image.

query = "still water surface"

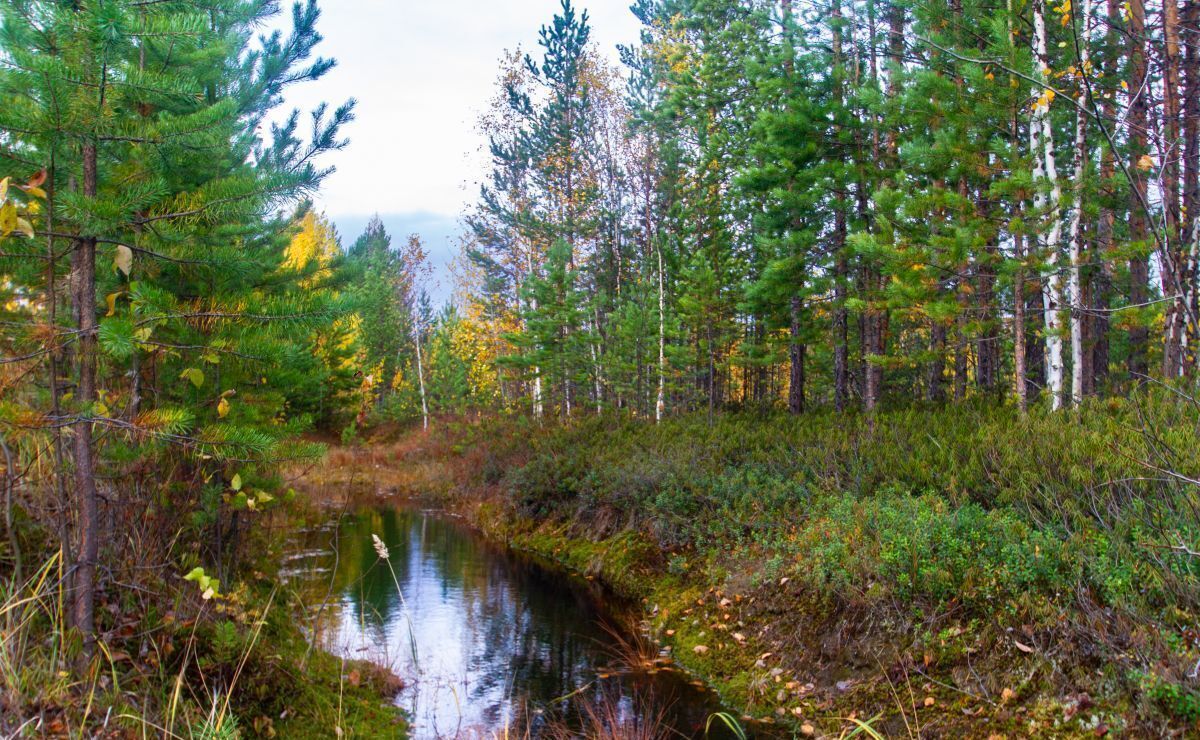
[284,506,736,738]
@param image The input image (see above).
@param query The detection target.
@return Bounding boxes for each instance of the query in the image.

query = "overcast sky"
[271,1,641,300]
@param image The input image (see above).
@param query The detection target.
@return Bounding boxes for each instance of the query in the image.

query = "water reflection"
[285,507,733,738]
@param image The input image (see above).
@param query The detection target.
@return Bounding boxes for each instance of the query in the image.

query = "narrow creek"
[283,505,740,738]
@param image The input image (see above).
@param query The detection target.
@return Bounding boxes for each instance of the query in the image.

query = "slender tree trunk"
[1027,278,1047,394]
[72,140,100,656]
[1181,0,1199,373]
[590,316,602,414]
[1014,232,1029,412]
[1127,0,1150,379]
[1032,0,1066,410]
[526,253,544,419]
[1066,0,1094,407]
[413,322,429,431]
[45,158,77,631]
[929,321,947,402]
[1161,0,1184,377]
[1092,0,1119,394]
[832,0,850,411]
[865,0,901,413]
[954,302,968,401]
[1008,0,1029,413]
[656,235,666,422]
[788,296,805,414]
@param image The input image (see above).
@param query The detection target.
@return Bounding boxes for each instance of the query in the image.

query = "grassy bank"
[0,503,406,738]
[336,391,1200,736]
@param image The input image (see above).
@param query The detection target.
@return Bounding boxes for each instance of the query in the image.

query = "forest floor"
[306,398,1200,738]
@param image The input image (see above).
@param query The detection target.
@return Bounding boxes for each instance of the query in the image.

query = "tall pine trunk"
[789,296,805,413]
[1161,0,1184,377]
[1092,0,1121,394]
[1126,0,1150,380]
[831,0,850,411]
[1066,0,1094,407]
[72,140,100,655]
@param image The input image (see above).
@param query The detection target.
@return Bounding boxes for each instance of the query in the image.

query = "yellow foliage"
[284,211,340,285]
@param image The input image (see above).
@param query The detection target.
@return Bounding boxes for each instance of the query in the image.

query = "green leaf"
[180,367,204,388]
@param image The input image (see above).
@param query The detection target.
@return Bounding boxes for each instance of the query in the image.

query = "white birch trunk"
[525,252,543,419]
[413,320,429,431]
[1185,217,1199,363]
[531,298,543,420]
[1032,0,1066,410]
[590,337,602,414]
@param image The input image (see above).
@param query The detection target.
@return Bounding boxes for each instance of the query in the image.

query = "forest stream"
[282,505,742,738]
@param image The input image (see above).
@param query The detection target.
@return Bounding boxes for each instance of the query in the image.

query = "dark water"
[283,507,737,738]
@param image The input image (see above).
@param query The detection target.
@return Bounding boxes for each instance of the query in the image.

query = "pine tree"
[0,0,352,653]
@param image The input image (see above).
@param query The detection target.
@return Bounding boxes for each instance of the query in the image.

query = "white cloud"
[273,0,642,220]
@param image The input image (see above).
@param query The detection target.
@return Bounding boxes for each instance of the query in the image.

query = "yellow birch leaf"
[105,292,121,317]
[217,397,230,418]
[1137,154,1154,171]
[0,201,17,236]
[16,217,34,238]
[114,245,133,276]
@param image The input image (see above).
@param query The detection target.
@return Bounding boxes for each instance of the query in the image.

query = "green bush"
[793,491,1073,607]
[474,388,1199,619]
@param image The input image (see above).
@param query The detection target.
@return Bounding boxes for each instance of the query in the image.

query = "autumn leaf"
[106,292,122,317]
[0,201,17,236]
[114,245,133,276]
[1137,154,1154,171]
[230,473,242,491]
[217,396,230,418]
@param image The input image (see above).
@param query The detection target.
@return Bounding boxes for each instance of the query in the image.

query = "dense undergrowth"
[368,389,1200,735]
